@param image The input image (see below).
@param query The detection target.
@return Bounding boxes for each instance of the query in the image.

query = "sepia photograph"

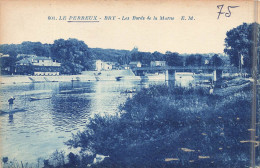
[0,0,259,167]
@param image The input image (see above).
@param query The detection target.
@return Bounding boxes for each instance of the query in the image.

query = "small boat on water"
[123,88,136,93]
[30,96,51,101]
[115,76,123,81]
[0,108,27,115]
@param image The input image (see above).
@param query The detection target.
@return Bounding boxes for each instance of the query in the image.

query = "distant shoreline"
[0,70,143,84]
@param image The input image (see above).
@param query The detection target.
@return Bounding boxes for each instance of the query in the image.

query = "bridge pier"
[135,70,145,76]
[213,69,223,81]
[165,70,176,81]
[165,70,168,81]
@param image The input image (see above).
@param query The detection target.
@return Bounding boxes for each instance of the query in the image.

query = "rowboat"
[115,76,123,81]
[0,108,27,115]
[30,96,51,101]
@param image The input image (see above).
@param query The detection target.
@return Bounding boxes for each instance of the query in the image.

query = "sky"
[0,0,257,54]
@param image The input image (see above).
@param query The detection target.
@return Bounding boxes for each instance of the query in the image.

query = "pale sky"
[0,0,257,54]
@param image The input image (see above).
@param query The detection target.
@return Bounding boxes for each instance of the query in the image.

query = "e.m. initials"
[217,5,239,19]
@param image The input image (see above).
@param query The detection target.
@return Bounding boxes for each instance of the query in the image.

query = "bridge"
[132,66,235,81]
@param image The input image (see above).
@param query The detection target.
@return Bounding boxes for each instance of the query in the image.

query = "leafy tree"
[224,22,260,71]
[131,51,153,65]
[210,54,223,67]
[21,41,51,56]
[165,52,183,66]
[185,54,203,66]
[0,57,18,74]
[50,38,93,74]
[118,53,131,65]
[0,44,21,57]
[151,51,165,61]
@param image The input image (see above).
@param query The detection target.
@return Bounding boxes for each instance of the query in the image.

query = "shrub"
[66,85,253,167]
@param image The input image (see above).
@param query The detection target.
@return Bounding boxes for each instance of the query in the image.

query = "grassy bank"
[62,83,255,168]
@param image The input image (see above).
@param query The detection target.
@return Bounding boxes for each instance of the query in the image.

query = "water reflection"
[8,114,14,123]
[51,94,92,131]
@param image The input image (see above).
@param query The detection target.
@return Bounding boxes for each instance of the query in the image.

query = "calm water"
[0,80,169,163]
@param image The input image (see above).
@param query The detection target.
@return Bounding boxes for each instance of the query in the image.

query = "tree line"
[0,22,259,74]
[0,40,225,75]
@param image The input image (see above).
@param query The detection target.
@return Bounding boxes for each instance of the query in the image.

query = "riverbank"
[0,70,139,84]
[61,82,255,168]
[0,70,187,85]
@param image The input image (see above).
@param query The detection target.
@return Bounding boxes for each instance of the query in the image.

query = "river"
[0,80,169,164]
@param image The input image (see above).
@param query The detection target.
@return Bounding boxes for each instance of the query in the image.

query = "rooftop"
[129,61,141,64]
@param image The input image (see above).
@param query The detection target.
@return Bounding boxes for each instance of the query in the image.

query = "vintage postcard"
[0,0,259,167]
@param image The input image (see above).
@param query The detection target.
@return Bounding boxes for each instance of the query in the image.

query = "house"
[129,61,142,68]
[150,61,166,67]
[95,60,117,71]
[95,60,103,71]
[103,62,113,70]
[15,56,61,75]
[31,57,61,67]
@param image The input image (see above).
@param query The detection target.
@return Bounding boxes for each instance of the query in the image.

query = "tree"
[210,54,223,67]
[0,44,21,57]
[151,51,164,61]
[50,38,93,74]
[131,51,153,65]
[21,41,51,56]
[224,22,260,72]
[165,52,183,66]
[0,57,17,74]
[185,54,203,66]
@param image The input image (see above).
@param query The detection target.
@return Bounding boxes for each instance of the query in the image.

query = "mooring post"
[213,70,217,81]
[165,70,169,81]
[213,69,223,81]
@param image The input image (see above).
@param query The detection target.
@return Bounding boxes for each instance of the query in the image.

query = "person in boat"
[8,96,15,110]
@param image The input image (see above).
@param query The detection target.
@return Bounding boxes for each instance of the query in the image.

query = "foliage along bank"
[62,84,254,168]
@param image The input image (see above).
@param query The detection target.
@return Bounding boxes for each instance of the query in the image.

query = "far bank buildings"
[15,54,61,76]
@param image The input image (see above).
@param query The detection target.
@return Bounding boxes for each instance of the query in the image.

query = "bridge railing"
[132,66,235,71]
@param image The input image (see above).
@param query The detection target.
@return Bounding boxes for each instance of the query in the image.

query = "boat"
[123,88,136,93]
[115,76,123,81]
[0,108,27,115]
[30,96,51,101]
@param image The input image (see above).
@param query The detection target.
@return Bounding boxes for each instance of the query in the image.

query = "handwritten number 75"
[217,5,239,19]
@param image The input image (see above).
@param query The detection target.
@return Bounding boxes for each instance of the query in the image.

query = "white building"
[16,56,61,67]
[95,60,115,71]
[95,60,103,71]
[16,56,61,76]
[34,71,60,76]
[31,57,61,66]
[150,61,166,67]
